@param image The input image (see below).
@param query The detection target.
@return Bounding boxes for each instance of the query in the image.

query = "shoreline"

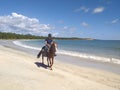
[12,39,120,65]
[0,39,120,74]
[0,40,120,90]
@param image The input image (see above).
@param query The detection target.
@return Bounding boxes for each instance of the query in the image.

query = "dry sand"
[0,45,120,90]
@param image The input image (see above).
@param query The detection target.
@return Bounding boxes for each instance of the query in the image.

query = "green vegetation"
[0,32,45,39]
[54,37,94,40]
[0,32,94,40]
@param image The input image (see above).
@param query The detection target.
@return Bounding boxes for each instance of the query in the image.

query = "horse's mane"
[49,42,56,53]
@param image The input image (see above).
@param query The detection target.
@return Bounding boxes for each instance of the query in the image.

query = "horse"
[37,42,57,70]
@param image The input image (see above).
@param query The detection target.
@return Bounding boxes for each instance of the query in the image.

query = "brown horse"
[37,42,57,70]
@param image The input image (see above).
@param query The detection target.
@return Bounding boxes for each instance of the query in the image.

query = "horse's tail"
[37,46,46,58]
[37,50,42,58]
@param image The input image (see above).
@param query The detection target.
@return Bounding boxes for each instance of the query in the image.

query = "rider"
[45,33,57,56]
[45,33,53,51]
[37,33,56,58]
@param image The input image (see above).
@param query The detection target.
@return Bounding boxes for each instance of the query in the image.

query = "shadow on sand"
[34,62,48,69]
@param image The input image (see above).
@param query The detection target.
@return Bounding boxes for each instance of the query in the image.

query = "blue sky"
[0,0,120,40]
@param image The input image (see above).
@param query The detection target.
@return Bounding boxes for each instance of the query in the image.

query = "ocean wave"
[13,40,120,65]
[58,50,120,64]
[13,40,41,50]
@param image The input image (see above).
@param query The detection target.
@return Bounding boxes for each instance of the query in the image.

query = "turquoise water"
[13,40,120,64]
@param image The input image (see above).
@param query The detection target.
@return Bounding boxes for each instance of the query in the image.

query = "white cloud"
[69,27,77,31]
[0,12,53,36]
[62,26,69,30]
[54,26,77,37]
[111,19,119,24]
[74,6,89,13]
[61,26,77,31]
[52,33,59,37]
[105,18,119,24]
[93,7,104,13]
[57,20,64,24]
[81,22,89,27]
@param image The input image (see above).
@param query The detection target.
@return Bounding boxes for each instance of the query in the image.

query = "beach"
[0,40,120,90]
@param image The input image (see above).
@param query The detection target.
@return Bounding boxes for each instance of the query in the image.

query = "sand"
[0,45,120,90]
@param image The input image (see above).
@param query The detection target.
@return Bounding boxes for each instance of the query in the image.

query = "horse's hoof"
[50,67,53,70]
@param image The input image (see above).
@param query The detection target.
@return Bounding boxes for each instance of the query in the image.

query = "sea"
[13,39,120,65]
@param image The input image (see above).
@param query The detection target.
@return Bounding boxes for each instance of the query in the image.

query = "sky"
[0,0,120,40]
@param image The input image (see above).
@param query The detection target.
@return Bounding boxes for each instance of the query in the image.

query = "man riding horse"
[45,33,53,52]
[37,34,57,70]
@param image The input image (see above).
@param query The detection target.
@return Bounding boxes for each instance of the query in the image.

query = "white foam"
[13,40,41,50]
[13,40,120,65]
[57,50,120,64]
[111,58,120,64]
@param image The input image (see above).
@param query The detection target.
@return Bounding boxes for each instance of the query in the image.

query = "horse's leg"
[52,57,54,66]
[48,57,53,70]
[50,57,54,70]
[47,57,50,67]
[50,58,52,66]
[42,55,44,64]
